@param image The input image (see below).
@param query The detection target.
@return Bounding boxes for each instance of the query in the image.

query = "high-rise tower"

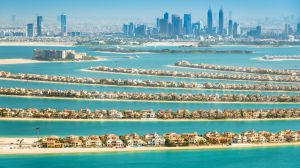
[184,14,192,35]
[61,14,67,36]
[37,16,43,36]
[218,8,224,35]
[207,8,213,35]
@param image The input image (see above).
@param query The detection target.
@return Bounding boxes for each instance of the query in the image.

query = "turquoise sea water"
[0,45,300,167]
[0,146,299,168]
[1,120,300,137]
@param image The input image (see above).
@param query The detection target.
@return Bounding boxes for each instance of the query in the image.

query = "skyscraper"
[297,23,300,34]
[233,22,240,37]
[228,20,233,36]
[184,14,192,35]
[164,12,169,22]
[207,8,213,35]
[159,19,168,35]
[135,25,147,36]
[192,22,201,36]
[60,14,67,36]
[218,8,224,35]
[37,16,43,36]
[129,22,135,36]
[247,25,262,38]
[27,23,34,37]
[156,18,160,29]
[172,14,183,36]
[256,25,262,37]
[285,24,292,34]
[123,24,129,35]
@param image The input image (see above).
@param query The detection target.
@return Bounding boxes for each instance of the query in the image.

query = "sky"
[0,0,299,26]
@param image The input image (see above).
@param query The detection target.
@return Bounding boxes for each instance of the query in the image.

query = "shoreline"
[167,65,300,78]
[1,117,300,122]
[0,42,75,47]
[0,58,107,65]
[0,94,300,104]
[1,142,300,155]
[1,77,300,93]
[83,69,300,84]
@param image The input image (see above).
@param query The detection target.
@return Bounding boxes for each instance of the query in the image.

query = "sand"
[0,137,299,155]
[1,117,300,123]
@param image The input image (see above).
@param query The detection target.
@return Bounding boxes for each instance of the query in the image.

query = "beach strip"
[1,142,300,155]
[1,117,300,122]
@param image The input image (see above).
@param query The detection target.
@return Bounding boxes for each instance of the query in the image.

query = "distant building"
[285,24,293,35]
[129,22,135,36]
[164,12,169,22]
[135,25,147,36]
[172,14,183,36]
[233,22,240,37]
[247,25,262,38]
[37,16,43,36]
[159,19,169,35]
[207,8,213,35]
[192,22,201,36]
[123,24,129,35]
[168,23,173,35]
[68,32,81,37]
[156,18,160,29]
[218,8,224,35]
[34,49,87,61]
[297,23,300,34]
[60,14,67,36]
[184,14,192,35]
[256,25,262,36]
[27,23,34,37]
[228,20,233,36]
[123,22,135,36]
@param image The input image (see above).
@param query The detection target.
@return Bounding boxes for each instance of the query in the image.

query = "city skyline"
[0,0,299,25]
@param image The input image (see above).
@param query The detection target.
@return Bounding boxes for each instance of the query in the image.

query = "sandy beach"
[0,42,75,47]
[1,117,300,123]
[0,58,107,65]
[0,137,299,155]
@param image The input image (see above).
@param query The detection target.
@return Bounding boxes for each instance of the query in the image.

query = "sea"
[0,45,299,168]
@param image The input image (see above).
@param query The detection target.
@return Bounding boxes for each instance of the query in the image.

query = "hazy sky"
[0,0,299,25]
